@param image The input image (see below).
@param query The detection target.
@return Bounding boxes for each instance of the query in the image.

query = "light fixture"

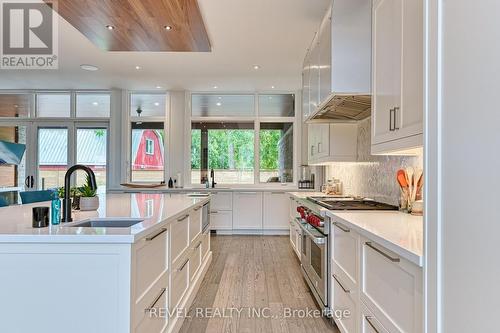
[213,85,218,89]
[253,65,260,70]
[13,104,18,108]
[216,102,222,106]
[271,85,275,89]
[80,64,99,71]
[164,25,173,31]
[154,102,160,106]
[156,85,162,89]
[135,66,142,70]
[106,25,115,30]
[92,102,99,106]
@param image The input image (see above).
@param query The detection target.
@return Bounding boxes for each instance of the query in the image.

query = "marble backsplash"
[325,118,423,206]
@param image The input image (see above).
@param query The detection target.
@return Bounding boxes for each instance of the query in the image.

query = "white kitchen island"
[0,193,212,333]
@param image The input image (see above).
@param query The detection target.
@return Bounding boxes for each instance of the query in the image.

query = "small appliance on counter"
[298,165,315,189]
[321,178,343,195]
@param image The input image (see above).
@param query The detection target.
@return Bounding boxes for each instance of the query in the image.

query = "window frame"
[186,91,299,188]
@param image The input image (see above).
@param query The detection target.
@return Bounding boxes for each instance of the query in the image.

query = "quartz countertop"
[326,210,423,266]
[0,193,209,244]
[113,186,313,193]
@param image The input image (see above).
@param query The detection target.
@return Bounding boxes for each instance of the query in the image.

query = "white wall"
[168,91,186,183]
[427,0,500,331]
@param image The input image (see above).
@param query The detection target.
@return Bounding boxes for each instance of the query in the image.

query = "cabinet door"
[263,192,290,230]
[397,0,423,139]
[372,0,401,145]
[307,124,318,162]
[232,192,263,229]
[210,210,232,230]
[319,6,332,104]
[309,34,320,114]
[209,192,232,211]
[317,124,330,158]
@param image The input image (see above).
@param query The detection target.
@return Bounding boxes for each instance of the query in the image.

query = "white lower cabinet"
[134,272,169,333]
[232,192,263,229]
[263,192,290,230]
[170,214,190,263]
[289,218,302,259]
[330,219,422,333]
[170,257,190,310]
[361,237,423,333]
[210,210,232,230]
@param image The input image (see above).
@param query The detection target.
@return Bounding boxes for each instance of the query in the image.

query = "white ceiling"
[0,0,330,91]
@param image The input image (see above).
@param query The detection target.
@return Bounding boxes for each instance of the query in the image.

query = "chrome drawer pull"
[365,242,400,262]
[210,210,219,214]
[365,316,381,333]
[145,288,166,313]
[145,228,167,241]
[177,259,189,272]
[333,222,350,233]
[177,214,189,222]
[332,274,350,293]
[194,241,202,249]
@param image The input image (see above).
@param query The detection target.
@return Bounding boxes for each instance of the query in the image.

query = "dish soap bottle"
[51,193,61,225]
[168,177,174,188]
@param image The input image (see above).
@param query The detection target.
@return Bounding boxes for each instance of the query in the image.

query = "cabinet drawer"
[134,227,168,300]
[232,192,263,229]
[134,272,168,333]
[201,232,210,260]
[289,196,298,220]
[171,213,190,263]
[189,243,202,282]
[361,239,423,333]
[170,258,190,310]
[189,206,202,243]
[210,210,232,230]
[210,192,232,210]
[332,273,357,333]
[361,302,389,333]
[332,219,359,286]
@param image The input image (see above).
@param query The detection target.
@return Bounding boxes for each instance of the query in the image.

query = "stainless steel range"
[295,195,398,311]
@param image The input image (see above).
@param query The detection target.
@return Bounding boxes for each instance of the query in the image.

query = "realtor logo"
[0,0,58,69]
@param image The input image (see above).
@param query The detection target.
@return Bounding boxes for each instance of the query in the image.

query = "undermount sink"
[65,218,144,228]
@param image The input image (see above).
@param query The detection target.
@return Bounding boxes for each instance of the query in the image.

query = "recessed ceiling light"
[154,102,160,106]
[80,64,99,71]
[253,65,260,70]
[135,66,142,70]
[216,102,222,106]
[13,104,18,108]
[106,25,115,30]
[92,102,99,106]
[271,85,275,89]
[156,85,162,89]
[164,25,173,31]
[213,86,218,89]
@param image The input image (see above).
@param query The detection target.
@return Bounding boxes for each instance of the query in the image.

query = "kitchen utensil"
[397,169,409,210]
[412,169,423,203]
[405,167,414,210]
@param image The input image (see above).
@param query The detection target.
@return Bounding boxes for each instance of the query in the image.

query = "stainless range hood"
[306,0,372,122]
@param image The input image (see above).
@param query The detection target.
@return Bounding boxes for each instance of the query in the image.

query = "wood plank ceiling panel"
[45,0,211,52]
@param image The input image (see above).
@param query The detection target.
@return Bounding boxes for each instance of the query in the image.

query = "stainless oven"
[299,218,329,308]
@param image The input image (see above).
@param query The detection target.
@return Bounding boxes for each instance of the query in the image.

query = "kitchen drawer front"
[289,220,297,249]
[289,196,299,221]
[171,213,190,263]
[360,302,389,333]
[361,238,423,333]
[189,242,202,282]
[201,232,210,259]
[332,219,359,286]
[189,206,202,243]
[133,271,168,333]
[210,210,232,230]
[210,192,232,211]
[332,272,358,333]
[170,257,190,310]
[134,227,168,300]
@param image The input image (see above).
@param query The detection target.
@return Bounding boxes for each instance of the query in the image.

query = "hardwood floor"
[179,235,339,333]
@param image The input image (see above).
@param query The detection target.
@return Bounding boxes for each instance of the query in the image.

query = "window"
[258,94,295,117]
[145,139,154,155]
[259,122,293,183]
[0,94,32,118]
[76,128,107,194]
[37,93,71,117]
[38,127,68,189]
[131,122,165,183]
[191,94,255,117]
[130,94,166,117]
[191,122,254,185]
[76,93,111,118]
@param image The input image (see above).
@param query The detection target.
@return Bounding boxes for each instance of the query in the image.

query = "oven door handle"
[299,223,326,245]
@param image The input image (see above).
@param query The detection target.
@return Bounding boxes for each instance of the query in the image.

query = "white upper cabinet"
[371,0,423,154]
[308,123,358,165]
